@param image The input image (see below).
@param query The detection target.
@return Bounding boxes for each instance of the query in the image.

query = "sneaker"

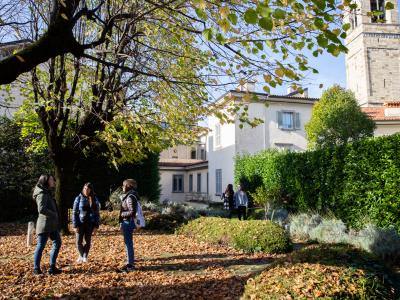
[82,256,88,263]
[76,256,83,263]
[48,266,62,275]
[33,268,42,275]
[120,264,135,273]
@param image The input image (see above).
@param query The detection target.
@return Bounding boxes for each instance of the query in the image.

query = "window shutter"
[295,112,300,129]
[277,111,283,128]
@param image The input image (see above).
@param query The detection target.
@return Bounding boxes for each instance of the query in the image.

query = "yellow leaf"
[219,6,230,19]
[60,13,68,20]
[15,55,25,62]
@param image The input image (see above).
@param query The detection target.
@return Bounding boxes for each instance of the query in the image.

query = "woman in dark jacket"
[72,182,100,263]
[222,184,235,218]
[33,174,62,275]
[119,178,139,272]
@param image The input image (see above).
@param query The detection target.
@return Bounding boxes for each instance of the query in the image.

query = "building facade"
[207,90,317,201]
[345,0,399,107]
[158,138,208,203]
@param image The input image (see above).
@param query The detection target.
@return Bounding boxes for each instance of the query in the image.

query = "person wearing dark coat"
[72,182,100,263]
[32,174,62,275]
[222,184,235,218]
[118,178,139,272]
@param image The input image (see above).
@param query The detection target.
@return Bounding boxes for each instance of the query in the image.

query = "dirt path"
[0,224,275,299]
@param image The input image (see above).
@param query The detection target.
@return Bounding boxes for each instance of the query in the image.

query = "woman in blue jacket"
[72,182,100,263]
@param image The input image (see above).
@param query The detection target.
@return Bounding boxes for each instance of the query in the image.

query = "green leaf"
[202,28,213,40]
[342,23,351,31]
[316,35,328,48]
[273,9,286,19]
[385,2,394,9]
[244,9,258,24]
[313,0,326,10]
[228,13,238,25]
[195,8,208,21]
[257,5,272,17]
[314,18,324,29]
[259,17,273,31]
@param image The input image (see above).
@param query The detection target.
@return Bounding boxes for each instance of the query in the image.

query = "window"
[190,148,196,159]
[200,149,206,160]
[275,143,294,151]
[197,173,202,193]
[189,174,193,192]
[277,111,300,130]
[215,124,221,147]
[172,175,184,193]
[370,0,385,22]
[215,169,222,195]
[207,172,209,194]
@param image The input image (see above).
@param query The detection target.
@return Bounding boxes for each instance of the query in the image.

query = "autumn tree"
[305,85,376,149]
[2,0,356,231]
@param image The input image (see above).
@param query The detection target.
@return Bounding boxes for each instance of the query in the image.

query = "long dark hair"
[83,182,96,209]
[225,184,234,196]
[36,174,54,189]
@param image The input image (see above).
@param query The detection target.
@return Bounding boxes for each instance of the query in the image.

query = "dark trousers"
[238,206,247,220]
[76,223,94,258]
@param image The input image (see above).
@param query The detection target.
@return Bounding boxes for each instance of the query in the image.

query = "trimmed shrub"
[241,244,396,299]
[178,217,292,254]
[235,134,400,230]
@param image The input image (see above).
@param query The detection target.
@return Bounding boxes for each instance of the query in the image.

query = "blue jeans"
[33,231,62,270]
[121,220,135,265]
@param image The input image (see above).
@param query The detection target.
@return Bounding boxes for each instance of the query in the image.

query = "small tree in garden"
[305,85,375,149]
[250,185,281,221]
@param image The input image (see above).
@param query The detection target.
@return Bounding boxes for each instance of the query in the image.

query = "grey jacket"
[33,185,59,234]
[234,191,249,208]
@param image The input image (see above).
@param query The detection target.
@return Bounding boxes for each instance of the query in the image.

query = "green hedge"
[178,217,292,254]
[235,134,400,230]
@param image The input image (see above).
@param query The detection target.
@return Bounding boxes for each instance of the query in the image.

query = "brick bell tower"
[344,0,400,107]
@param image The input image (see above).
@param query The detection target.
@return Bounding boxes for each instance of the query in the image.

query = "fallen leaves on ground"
[0,223,275,299]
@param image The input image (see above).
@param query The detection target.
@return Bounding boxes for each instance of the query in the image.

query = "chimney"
[238,81,256,92]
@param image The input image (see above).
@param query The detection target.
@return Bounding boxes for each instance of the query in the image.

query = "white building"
[207,88,317,201]
[158,138,208,203]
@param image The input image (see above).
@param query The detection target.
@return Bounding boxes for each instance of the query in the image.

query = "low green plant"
[178,217,291,254]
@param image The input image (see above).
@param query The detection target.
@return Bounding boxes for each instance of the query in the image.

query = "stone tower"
[345,0,400,107]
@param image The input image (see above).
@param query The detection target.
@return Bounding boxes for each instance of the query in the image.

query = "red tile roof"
[362,107,400,121]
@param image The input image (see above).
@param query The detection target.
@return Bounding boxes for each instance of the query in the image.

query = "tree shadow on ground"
[60,275,252,299]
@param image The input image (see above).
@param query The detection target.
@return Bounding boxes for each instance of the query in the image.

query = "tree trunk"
[54,155,76,234]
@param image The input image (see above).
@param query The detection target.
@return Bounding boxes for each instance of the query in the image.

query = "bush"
[235,134,400,230]
[242,244,396,299]
[178,217,292,254]
[289,213,322,241]
[309,218,348,244]
[351,223,400,262]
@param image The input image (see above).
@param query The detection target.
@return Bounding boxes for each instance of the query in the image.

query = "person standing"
[234,184,249,221]
[222,184,235,218]
[119,178,139,272]
[33,174,62,275]
[72,182,100,263]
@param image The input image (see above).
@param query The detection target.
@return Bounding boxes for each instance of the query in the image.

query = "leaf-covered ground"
[0,223,275,299]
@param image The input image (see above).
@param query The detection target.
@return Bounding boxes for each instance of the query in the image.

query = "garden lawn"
[0,223,275,299]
